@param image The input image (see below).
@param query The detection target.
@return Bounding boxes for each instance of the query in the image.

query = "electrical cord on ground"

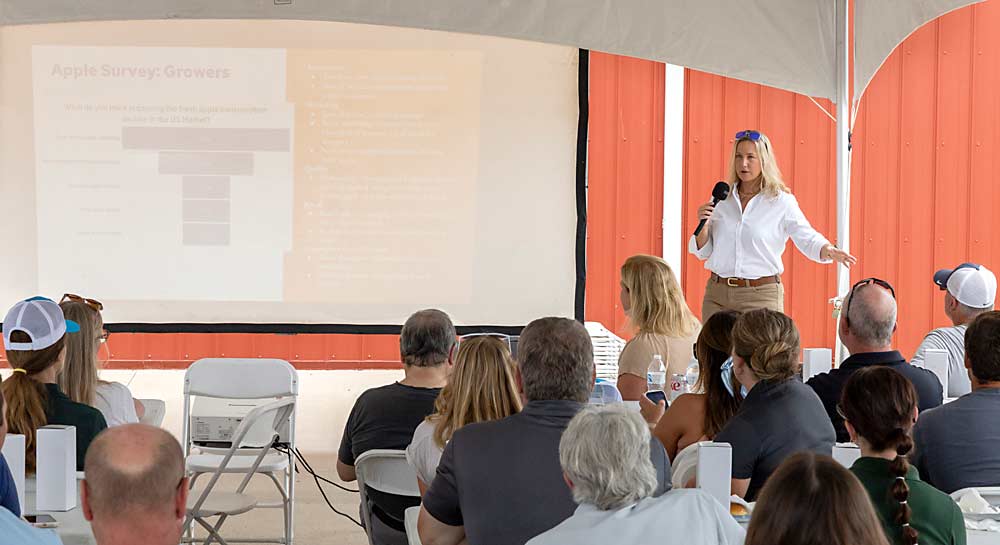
[273,445,363,528]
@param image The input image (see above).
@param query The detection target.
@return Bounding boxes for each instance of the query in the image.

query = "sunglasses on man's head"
[735,130,762,141]
[60,293,103,312]
[843,277,896,320]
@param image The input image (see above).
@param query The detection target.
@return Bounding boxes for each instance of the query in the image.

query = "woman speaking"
[690,130,855,319]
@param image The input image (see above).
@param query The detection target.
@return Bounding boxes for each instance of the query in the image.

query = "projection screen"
[0,20,582,328]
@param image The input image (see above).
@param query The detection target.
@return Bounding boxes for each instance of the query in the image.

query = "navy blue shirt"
[715,379,835,502]
[807,350,943,443]
[422,400,671,545]
[0,455,20,517]
[913,387,1000,493]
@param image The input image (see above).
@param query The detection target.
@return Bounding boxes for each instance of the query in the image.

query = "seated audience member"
[59,295,145,426]
[527,404,744,545]
[0,505,61,545]
[2,297,107,472]
[841,367,965,545]
[82,424,187,545]
[418,317,671,545]
[913,310,1000,493]
[714,308,834,501]
[911,264,996,397]
[745,452,890,545]
[653,310,742,459]
[338,309,454,545]
[807,278,942,442]
[0,389,20,516]
[616,255,701,400]
[406,335,522,493]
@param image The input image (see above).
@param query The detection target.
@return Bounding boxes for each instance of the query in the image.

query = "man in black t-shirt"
[807,279,943,442]
[337,309,454,545]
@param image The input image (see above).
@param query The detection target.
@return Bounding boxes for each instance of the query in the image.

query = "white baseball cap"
[2,297,80,351]
[933,263,997,309]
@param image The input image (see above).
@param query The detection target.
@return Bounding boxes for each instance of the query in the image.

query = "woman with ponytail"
[840,366,966,545]
[713,308,834,500]
[2,297,107,472]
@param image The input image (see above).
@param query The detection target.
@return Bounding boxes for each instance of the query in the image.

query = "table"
[24,476,96,545]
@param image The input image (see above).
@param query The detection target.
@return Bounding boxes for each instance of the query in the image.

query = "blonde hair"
[620,255,699,337]
[430,336,522,448]
[58,301,106,407]
[731,308,800,382]
[3,332,65,472]
[727,131,790,197]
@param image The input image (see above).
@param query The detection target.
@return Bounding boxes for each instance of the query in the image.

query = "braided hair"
[840,366,919,545]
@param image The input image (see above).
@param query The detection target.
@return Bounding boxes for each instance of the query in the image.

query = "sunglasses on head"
[843,277,896,320]
[735,130,762,141]
[60,293,103,312]
[457,333,512,349]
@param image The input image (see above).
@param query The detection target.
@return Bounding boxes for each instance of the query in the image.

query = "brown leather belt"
[711,273,781,288]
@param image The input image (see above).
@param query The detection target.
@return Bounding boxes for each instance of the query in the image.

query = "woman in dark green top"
[840,366,966,545]
[2,297,108,472]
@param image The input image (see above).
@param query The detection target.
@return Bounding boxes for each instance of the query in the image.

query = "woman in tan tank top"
[653,310,743,459]
[616,255,701,401]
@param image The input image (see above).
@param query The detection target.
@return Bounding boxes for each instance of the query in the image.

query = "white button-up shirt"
[688,188,831,279]
[526,489,745,545]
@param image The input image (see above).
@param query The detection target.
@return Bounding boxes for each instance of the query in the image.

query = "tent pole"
[834,0,852,366]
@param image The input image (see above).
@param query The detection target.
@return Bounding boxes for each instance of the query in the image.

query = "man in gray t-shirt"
[417,318,671,545]
[912,263,996,397]
[913,311,1000,493]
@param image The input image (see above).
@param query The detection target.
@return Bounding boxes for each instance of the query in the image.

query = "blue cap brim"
[933,269,952,290]
[65,319,80,333]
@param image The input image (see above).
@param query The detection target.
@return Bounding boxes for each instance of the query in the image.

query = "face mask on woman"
[720,356,748,398]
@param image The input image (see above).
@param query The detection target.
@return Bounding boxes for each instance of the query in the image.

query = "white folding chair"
[355,450,421,545]
[832,443,862,468]
[182,358,298,545]
[184,398,295,545]
[138,398,166,427]
[404,506,422,545]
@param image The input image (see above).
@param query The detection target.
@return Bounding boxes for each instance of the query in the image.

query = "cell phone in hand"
[25,514,58,528]
[645,390,667,405]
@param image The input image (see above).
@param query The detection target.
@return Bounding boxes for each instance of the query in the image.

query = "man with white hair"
[527,404,743,545]
[911,263,997,397]
[807,278,943,442]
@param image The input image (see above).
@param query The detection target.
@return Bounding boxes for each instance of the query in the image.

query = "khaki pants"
[701,277,784,321]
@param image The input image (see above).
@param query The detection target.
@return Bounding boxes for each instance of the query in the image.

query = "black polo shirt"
[806,350,943,442]
[44,383,108,471]
[422,400,671,545]
[714,379,834,502]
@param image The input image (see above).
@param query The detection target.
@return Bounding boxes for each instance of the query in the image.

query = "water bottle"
[647,354,666,392]
[685,357,701,393]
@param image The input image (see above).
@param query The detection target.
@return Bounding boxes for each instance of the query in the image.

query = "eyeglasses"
[60,293,103,312]
[735,130,762,141]
[843,277,896,321]
[836,403,847,420]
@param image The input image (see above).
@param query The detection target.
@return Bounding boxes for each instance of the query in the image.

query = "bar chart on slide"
[31,45,294,300]
[121,127,291,246]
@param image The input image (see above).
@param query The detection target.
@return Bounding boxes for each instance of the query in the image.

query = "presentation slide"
[0,20,580,326]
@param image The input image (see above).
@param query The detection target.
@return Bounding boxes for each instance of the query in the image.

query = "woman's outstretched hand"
[822,244,857,268]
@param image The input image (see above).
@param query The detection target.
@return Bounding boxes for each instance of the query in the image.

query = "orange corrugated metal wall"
[25,1,999,368]
[683,0,1000,356]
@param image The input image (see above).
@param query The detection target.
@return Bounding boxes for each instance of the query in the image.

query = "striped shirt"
[910,324,970,397]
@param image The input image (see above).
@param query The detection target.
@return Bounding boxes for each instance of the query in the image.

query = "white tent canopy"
[0,0,982,102]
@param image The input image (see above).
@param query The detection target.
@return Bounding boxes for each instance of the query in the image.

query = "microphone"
[693,181,730,237]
